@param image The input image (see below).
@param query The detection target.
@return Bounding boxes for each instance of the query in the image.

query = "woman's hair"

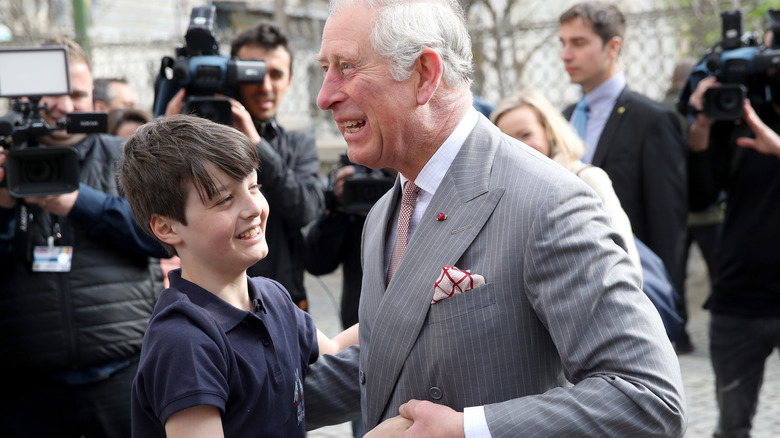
[117,114,259,255]
[330,0,473,88]
[490,90,585,168]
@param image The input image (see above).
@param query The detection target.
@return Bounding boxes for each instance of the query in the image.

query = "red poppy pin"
[436,212,447,221]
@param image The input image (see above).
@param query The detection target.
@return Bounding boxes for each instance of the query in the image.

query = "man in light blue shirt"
[559,2,689,349]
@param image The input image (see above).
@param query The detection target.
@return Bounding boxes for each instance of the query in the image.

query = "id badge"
[32,246,74,272]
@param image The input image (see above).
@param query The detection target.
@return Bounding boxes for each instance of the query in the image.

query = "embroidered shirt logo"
[293,368,305,425]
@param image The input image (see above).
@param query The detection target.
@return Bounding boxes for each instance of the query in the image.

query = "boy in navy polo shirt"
[118,114,356,437]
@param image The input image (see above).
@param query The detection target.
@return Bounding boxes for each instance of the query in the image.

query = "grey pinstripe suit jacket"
[305,116,686,437]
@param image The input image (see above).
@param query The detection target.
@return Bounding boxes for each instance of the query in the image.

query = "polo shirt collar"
[168,269,266,332]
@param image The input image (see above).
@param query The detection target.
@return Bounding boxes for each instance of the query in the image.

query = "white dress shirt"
[383,107,491,437]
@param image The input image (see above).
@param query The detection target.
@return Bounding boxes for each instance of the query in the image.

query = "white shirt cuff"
[463,406,492,438]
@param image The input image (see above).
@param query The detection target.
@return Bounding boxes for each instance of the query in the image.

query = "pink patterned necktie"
[387,181,420,283]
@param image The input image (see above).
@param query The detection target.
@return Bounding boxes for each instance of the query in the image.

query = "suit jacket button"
[359,370,366,385]
[429,386,442,400]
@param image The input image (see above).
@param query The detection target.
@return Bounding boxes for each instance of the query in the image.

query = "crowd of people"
[1,0,779,437]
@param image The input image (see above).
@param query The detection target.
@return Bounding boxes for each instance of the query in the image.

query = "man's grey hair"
[93,77,128,105]
[330,0,473,88]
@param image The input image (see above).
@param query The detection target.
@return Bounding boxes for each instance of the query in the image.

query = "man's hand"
[333,165,356,199]
[736,99,780,158]
[24,190,79,216]
[164,88,186,117]
[0,147,16,209]
[227,97,261,145]
[688,76,718,152]
[398,399,465,438]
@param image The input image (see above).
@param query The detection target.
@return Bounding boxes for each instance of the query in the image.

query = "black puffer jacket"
[0,134,164,373]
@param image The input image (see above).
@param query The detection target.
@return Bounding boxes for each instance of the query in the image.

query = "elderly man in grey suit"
[305,0,687,436]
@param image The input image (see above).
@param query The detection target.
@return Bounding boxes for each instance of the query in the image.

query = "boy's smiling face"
[172,167,269,281]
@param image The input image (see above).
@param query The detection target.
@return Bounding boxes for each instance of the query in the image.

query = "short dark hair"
[94,77,129,105]
[559,1,626,45]
[117,114,260,255]
[230,21,293,76]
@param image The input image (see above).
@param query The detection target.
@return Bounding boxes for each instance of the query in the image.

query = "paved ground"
[306,245,780,437]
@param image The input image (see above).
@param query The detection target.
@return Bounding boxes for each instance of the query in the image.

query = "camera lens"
[716,90,740,111]
[20,158,60,183]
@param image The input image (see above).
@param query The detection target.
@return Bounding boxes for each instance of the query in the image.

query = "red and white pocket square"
[432,266,485,303]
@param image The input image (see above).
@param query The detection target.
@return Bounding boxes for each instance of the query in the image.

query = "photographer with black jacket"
[0,37,165,438]
[304,157,393,438]
[687,68,780,438]
[165,20,323,310]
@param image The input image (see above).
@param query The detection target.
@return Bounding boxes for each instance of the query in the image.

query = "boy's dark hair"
[559,1,626,45]
[117,114,260,256]
[230,21,293,76]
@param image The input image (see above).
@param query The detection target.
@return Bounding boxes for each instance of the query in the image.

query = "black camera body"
[152,6,266,125]
[325,153,395,216]
[679,9,780,120]
[0,45,108,198]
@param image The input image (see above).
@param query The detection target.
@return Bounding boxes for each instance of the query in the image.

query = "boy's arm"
[165,405,224,438]
[316,323,359,356]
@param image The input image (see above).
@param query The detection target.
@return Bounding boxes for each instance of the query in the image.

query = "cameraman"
[304,159,394,438]
[687,70,780,438]
[0,37,165,437]
[166,21,323,310]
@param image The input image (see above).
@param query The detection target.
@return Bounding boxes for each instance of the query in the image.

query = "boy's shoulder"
[146,286,220,335]
[249,276,298,306]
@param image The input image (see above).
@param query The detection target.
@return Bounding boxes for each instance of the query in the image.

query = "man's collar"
[254,117,280,141]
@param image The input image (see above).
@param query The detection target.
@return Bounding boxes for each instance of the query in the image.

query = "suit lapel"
[363,117,506,426]
[592,87,629,166]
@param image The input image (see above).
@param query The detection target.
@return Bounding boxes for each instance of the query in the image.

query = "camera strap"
[11,201,31,264]
[32,216,71,272]
[12,203,72,272]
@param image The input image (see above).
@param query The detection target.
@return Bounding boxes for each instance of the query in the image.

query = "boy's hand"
[365,415,412,437]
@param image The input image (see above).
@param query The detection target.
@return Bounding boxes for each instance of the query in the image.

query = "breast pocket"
[425,282,495,325]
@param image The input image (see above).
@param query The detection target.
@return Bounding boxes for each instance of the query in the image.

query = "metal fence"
[1,1,726,164]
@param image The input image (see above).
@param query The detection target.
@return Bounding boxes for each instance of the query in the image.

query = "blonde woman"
[491,89,641,271]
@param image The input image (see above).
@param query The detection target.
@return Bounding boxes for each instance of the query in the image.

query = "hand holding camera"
[153,6,266,127]
[164,88,261,144]
[737,98,780,158]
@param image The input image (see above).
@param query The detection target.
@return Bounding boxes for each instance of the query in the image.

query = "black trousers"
[0,359,137,438]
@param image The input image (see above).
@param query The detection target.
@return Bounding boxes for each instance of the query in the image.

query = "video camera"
[324,153,395,216]
[0,46,108,198]
[152,6,266,126]
[678,9,780,120]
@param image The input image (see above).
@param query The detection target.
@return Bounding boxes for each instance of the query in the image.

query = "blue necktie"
[572,97,588,140]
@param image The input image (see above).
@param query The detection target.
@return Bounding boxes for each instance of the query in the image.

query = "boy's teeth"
[239,226,259,239]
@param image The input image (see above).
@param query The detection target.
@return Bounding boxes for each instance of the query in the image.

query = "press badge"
[32,243,73,272]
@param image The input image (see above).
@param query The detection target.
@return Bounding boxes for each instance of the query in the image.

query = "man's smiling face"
[316,3,418,171]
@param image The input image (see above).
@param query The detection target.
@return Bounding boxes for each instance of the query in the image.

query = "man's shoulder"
[278,126,316,147]
[621,88,675,116]
[78,133,125,155]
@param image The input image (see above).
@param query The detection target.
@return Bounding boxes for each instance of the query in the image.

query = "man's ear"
[150,214,182,246]
[606,36,622,60]
[414,48,444,106]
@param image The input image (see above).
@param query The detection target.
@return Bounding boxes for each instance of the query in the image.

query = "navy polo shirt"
[131,270,318,437]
